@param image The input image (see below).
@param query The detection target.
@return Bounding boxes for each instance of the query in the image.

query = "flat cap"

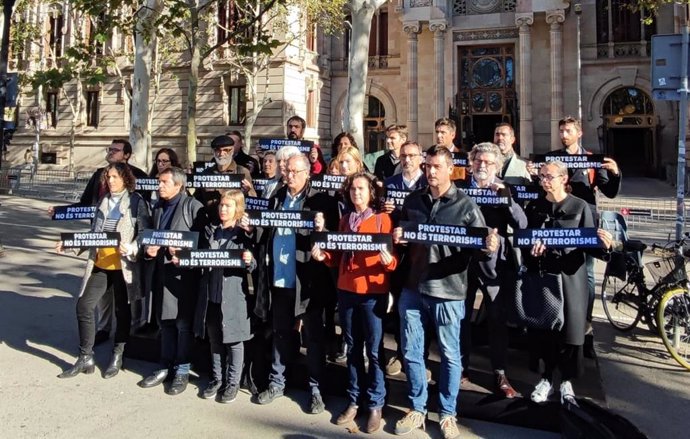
[211,135,235,148]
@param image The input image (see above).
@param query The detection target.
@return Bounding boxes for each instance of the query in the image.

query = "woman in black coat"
[523,161,613,405]
[194,190,256,403]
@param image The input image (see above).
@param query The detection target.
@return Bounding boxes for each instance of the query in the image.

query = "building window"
[596,0,656,57]
[86,14,105,57]
[369,9,388,57]
[227,86,246,125]
[306,89,316,128]
[86,91,100,127]
[46,92,58,128]
[306,19,317,52]
[48,13,64,58]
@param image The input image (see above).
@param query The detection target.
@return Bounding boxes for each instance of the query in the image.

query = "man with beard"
[286,115,306,140]
[457,142,526,398]
[493,123,533,186]
[194,135,256,223]
[228,130,261,178]
[433,118,466,181]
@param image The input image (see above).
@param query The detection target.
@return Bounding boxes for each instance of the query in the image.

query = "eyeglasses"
[214,147,234,155]
[286,169,308,176]
[156,159,171,164]
[400,154,421,160]
[539,174,563,182]
[107,147,123,153]
[473,159,496,167]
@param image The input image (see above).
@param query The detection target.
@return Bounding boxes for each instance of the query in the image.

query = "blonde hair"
[336,145,365,174]
[219,189,246,221]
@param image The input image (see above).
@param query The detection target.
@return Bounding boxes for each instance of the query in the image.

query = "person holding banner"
[309,144,327,176]
[286,115,306,140]
[457,142,527,399]
[57,163,151,379]
[138,167,207,395]
[193,190,256,403]
[228,130,261,179]
[311,172,398,433]
[194,135,256,223]
[524,161,614,405]
[374,124,408,181]
[392,145,499,439]
[253,154,339,415]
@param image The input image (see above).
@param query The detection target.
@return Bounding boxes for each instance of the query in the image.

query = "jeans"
[399,288,465,418]
[76,268,130,355]
[586,254,595,322]
[338,290,387,409]
[207,303,244,387]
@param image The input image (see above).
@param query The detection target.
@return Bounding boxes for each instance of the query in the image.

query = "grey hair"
[159,166,187,187]
[276,146,301,161]
[469,142,504,170]
[287,153,310,171]
[542,160,568,177]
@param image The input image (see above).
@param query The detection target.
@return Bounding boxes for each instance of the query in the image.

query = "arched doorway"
[364,95,386,154]
[600,87,656,176]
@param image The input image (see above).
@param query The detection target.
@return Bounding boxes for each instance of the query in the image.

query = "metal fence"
[0,166,90,202]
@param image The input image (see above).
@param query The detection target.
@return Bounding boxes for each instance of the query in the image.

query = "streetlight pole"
[676,5,690,241]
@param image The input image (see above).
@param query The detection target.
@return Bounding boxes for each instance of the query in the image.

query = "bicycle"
[600,234,689,333]
[657,287,690,371]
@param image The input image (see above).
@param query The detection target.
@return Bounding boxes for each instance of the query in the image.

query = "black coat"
[254,184,340,321]
[522,194,607,345]
[77,164,150,207]
[194,224,256,343]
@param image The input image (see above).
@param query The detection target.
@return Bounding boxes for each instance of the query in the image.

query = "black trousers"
[530,329,583,381]
[76,267,130,355]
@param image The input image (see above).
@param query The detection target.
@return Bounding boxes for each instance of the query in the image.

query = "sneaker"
[560,380,577,405]
[386,356,403,376]
[308,393,325,414]
[394,410,426,435]
[219,385,238,403]
[530,379,553,404]
[201,379,222,399]
[426,368,432,383]
[256,385,284,405]
[439,416,460,439]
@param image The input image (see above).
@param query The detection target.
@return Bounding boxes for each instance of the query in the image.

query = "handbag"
[513,262,565,331]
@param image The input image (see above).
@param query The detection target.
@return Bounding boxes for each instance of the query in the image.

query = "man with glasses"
[546,116,621,357]
[493,123,533,186]
[194,135,256,223]
[48,139,148,345]
[253,154,339,415]
[457,142,527,399]
[374,124,408,181]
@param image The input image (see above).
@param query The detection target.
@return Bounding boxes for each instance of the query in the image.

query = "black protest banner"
[177,249,245,268]
[513,227,602,248]
[52,206,96,220]
[245,196,270,211]
[311,232,392,252]
[532,154,605,169]
[253,178,269,195]
[399,221,488,248]
[187,174,243,189]
[193,161,216,174]
[511,184,541,202]
[311,174,347,191]
[141,229,199,248]
[247,210,316,229]
[385,188,413,208]
[61,232,120,248]
[452,152,469,167]
[258,138,314,154]
[462,187,511,206]
[135,178,160,192]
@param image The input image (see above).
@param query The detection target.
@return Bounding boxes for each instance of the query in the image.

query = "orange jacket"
[323,213,398,295]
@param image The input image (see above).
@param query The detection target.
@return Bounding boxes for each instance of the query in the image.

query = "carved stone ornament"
[403,22,421,35]
[411,0,432,7]
[467,0,501,14]
[545,9,566,25]
[515,13,534,28]
[453,27,518,42]
[429,21,448,34]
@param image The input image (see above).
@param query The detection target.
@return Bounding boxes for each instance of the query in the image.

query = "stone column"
[515,13,534,156]
[429,21,447,121]
[547,10,566,150]
[404,22,421,141]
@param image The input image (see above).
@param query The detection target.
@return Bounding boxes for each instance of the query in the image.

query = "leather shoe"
[366,408,382,433]
[166,374,189,396]
[496,372,521,399]
[138,369,168,388]
[336,404,358,425]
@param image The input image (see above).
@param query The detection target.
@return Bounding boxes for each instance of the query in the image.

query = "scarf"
[345,208,374,271]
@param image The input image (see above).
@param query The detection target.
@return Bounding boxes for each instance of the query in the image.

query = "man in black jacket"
[228,130,261,178]
[138,167,207,395]
[253,154,339,415]
[392,146,499,439]
[374,124,408,181]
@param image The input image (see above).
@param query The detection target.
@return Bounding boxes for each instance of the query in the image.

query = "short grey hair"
[276,146,301,161]
[287,153,310,171]
[542,160,568,177]
[159,166,187,187]
[469,142,504,170]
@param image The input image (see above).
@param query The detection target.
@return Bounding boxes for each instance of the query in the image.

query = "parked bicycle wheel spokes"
[657,289,690,371]
[601,275,642,331]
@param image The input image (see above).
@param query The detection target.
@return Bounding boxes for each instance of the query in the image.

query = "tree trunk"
[130,0,162,171]
[185,4,200,166]
[343,0,383,153]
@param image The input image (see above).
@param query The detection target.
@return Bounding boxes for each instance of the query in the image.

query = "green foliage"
[628,0,690,24]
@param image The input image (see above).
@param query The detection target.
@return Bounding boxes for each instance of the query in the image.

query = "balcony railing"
[596,41,650,59]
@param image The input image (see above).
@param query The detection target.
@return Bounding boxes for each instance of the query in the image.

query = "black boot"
[58,354,95,379]
[103,343,125,379]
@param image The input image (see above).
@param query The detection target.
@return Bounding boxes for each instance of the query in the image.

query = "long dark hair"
[102,162,136,193]
[343,171,379,210]
[149,148,181,177]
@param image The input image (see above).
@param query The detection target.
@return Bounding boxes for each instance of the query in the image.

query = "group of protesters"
[53,114,621,439]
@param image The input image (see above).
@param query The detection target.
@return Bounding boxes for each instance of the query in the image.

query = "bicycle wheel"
[601,275,643,331]
[657,288,690,371]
